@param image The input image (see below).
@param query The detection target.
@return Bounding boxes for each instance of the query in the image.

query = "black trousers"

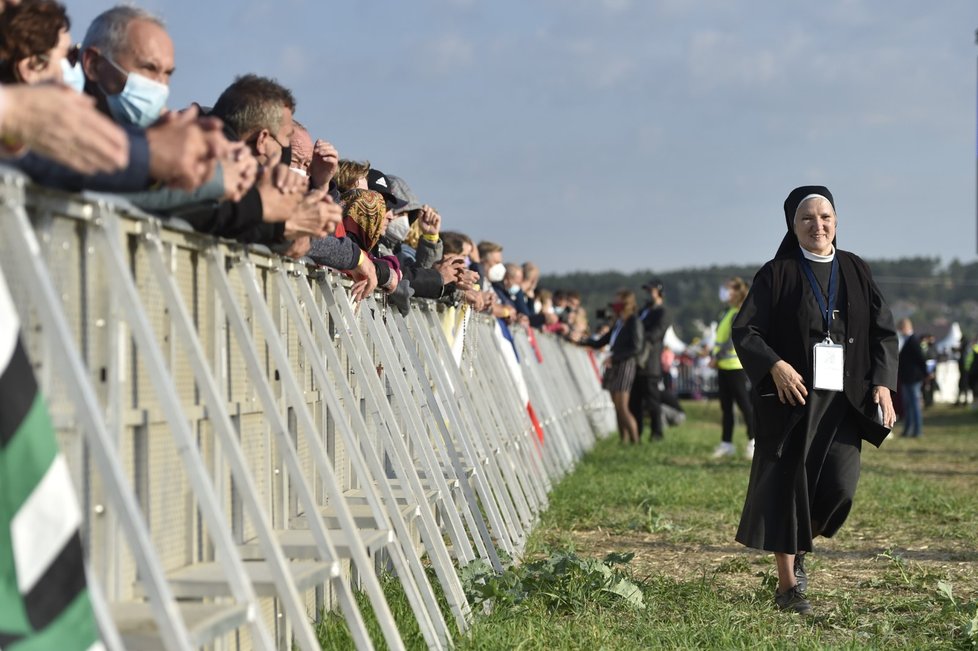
[718,368,753,443]
[630,372,663,439]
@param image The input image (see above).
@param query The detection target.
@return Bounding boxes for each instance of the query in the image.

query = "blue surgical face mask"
[463,256,472,267]
[102,55,169,127]
[719,286,731,303]
[59,59,86,93]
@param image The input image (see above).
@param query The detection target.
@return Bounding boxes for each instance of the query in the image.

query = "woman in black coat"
[732,185,898,615]
[583,290,644,443]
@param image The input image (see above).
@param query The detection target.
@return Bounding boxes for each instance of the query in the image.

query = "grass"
[319,402,978,649]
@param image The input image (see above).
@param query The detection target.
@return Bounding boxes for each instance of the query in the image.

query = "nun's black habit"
[732,186,898,553]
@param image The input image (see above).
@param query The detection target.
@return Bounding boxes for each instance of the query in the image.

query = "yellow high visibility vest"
[712,306,743,371]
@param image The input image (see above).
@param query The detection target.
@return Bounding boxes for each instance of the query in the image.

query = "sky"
[67,0,978,274]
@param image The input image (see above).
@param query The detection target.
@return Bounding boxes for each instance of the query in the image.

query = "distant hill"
[540,257,978,345]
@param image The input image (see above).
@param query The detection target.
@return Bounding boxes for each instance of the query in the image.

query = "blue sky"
[68,0,978,274]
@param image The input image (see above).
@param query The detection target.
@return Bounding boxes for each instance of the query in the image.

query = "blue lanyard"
[609,319,625,348]
[799,254,839,339]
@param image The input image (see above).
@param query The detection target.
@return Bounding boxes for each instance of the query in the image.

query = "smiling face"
[793,196,836,255]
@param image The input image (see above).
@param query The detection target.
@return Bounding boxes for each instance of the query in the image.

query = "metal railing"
[0,167,615,650]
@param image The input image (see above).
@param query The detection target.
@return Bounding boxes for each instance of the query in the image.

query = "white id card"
[812,340,844,391]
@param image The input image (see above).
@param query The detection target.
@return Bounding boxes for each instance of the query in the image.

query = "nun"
[732,185,898,615]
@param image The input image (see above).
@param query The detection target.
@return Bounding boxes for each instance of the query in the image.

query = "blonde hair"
[727,276,749,307]
[615,289,637,318]
[335,159,371,193]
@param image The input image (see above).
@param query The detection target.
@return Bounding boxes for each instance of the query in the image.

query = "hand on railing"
[348,254,378,301]
[146,106,222,191]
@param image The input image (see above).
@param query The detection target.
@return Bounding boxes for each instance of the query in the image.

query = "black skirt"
[602,358,637,393]
[735,390,863,554]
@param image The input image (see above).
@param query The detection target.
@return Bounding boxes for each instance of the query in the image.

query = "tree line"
[541,257,978,345]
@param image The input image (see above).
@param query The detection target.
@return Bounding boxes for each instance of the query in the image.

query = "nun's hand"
[872,386,896,428]
[771,360,807,406]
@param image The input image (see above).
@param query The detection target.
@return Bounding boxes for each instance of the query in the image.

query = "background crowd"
[1,0,973,447]
[0,0,598,332]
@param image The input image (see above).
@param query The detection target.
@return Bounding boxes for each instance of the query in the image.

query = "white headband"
[793,193,833,222]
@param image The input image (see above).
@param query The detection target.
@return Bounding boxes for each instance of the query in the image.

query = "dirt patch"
[561,528,978,604]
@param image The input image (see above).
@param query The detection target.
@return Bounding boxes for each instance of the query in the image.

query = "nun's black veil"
[774,185,837,259]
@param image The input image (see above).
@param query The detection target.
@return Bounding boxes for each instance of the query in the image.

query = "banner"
[0,270,101,651]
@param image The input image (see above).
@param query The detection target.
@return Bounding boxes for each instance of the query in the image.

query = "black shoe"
[775,585,813,615]
[794,552,807,593]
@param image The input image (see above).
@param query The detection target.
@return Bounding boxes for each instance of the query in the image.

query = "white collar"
[800,245,835,263]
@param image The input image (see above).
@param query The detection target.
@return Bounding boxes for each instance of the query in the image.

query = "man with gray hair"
[78,5,221,191]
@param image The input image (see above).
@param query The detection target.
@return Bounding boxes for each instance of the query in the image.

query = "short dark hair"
[211,74,296,141]
[440,231,466,256]
[0,0,70,83]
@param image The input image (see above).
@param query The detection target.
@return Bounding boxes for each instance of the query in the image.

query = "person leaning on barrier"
[80,6,227,192]
[205,73,340,254]
[732,185,897,616]
[0,1,130,180]
[580,290,644,443]
[439,231,490,311]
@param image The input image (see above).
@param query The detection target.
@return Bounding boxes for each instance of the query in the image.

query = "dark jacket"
[732,249,898,450]
[12,125,150,193]
[584,314,644,364]
[898,333,928,385]
[636,303,671,376]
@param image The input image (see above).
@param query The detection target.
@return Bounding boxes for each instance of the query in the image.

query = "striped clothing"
[0,269,101,651]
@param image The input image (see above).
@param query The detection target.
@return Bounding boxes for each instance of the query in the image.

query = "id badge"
[813,340,844,391]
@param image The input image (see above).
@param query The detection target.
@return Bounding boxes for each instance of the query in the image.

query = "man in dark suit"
[631,279,671,441]
[897,318,928,437]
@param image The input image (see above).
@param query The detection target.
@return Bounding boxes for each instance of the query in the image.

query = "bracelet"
[357,249,366,267]
[421,233,439,242]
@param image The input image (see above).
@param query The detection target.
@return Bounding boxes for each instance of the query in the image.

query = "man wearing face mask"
[79,6,221,192]
[199,74,342,258]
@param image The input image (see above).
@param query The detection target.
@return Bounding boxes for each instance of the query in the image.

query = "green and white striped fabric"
[0,270,102,651]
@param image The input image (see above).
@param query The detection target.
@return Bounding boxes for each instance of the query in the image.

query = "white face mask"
[386,214,410,242]
[59,59,86,93]
[508,284,520,296]
[719,286,731,303]
[487,262,506,283]
[102,55,169,127]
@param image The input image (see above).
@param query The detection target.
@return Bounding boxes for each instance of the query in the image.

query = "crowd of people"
[0,0,592,329]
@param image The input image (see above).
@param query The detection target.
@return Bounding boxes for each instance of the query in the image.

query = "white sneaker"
[711,442,735,458]
[745,439,755,460]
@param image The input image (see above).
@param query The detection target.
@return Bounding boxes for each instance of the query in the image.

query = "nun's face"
[793,197,836,255]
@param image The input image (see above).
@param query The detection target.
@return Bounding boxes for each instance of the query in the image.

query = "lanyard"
[799,254,839,339]
[609,319,625,348]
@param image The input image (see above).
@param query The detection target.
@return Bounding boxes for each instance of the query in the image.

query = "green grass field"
[320,402,978,649]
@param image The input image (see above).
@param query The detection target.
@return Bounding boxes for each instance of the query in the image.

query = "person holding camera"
[582,290,644,443]
[631,279,671,441]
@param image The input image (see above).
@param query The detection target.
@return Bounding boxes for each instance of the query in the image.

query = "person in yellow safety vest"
[711,277,755,459]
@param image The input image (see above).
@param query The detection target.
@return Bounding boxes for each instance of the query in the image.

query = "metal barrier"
[0,168,615,651]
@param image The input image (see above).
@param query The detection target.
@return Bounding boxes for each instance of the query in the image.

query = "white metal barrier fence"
[0,168,615,651]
